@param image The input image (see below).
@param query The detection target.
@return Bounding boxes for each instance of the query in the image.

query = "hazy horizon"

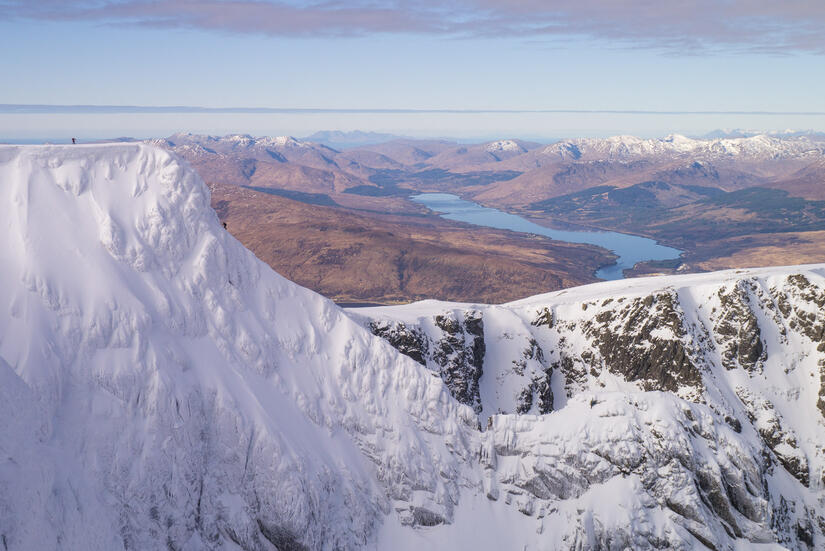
[4,108,825,144]
[2,1,823,142]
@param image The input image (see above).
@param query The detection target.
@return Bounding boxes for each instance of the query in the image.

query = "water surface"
[411,193,682,280]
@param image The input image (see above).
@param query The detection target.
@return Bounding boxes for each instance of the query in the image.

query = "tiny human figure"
[222,222,227,229]
[72,138,76,144]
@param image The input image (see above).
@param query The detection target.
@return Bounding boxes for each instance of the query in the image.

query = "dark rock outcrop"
[712,280,766,373]
[369,311,486,413]
[432,311,486,413]
[582,291,704,393]
[369,321,428,365]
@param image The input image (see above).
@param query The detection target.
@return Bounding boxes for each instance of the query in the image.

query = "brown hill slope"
[209,181,612,304]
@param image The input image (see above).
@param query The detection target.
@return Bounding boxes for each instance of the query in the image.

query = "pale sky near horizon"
[2,1,824,140]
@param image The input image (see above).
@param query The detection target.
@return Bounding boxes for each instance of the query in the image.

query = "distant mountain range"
[302,130,406,149]
[151,132,611,303]
[147,131,825,301]
[701,128,825,140]
[540,133,825,162]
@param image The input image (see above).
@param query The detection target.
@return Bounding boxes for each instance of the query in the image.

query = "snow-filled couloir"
[2,144,825,550]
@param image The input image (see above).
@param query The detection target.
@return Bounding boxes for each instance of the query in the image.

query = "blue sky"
[1,1,824,140]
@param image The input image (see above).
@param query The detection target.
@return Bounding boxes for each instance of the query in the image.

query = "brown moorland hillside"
[209,181,612,304]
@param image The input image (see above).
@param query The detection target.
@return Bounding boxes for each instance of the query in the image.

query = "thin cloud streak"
[2,0,824,54]
[3,104,824,115]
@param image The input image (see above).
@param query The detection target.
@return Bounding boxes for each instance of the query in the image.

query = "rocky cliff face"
[369,309,485,413]
[353,266,825,550]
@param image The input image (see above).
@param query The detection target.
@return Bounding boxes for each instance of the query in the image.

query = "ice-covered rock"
[368,309,486,413]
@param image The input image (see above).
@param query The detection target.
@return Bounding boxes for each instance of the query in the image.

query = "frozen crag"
[368,308,486,413]
[354,266,825,550]
[0,144,478,550]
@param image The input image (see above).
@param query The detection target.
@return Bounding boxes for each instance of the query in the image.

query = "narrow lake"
[410,193,682,280]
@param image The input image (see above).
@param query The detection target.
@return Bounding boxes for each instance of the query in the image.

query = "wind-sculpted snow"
[356,265,825,550]
[0,145,479,550]
[485,393,766,549]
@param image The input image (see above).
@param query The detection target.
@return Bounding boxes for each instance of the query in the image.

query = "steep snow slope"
[0,144,479,550]
[354,265,825,550]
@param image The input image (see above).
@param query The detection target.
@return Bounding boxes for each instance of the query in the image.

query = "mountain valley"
[152,132,825,303]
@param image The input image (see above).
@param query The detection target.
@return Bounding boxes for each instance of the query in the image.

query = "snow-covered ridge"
[704,128,825,140]
[0,144,477,550]
[258,135,306,148]
[542,133,825,161]
[165,132,312,150]
[354,264,825,549]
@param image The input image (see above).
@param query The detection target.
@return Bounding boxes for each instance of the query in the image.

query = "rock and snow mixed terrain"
[354,266,825,549]
[1,143,824,550]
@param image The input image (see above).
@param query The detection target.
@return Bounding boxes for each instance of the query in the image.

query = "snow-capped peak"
[662,133,692,143]
[542,133,825,161]
[160,133,313,150]
[260,135,306,148]
[227,133,254,141]
[0,144,476,550]
[485,139,523,153]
